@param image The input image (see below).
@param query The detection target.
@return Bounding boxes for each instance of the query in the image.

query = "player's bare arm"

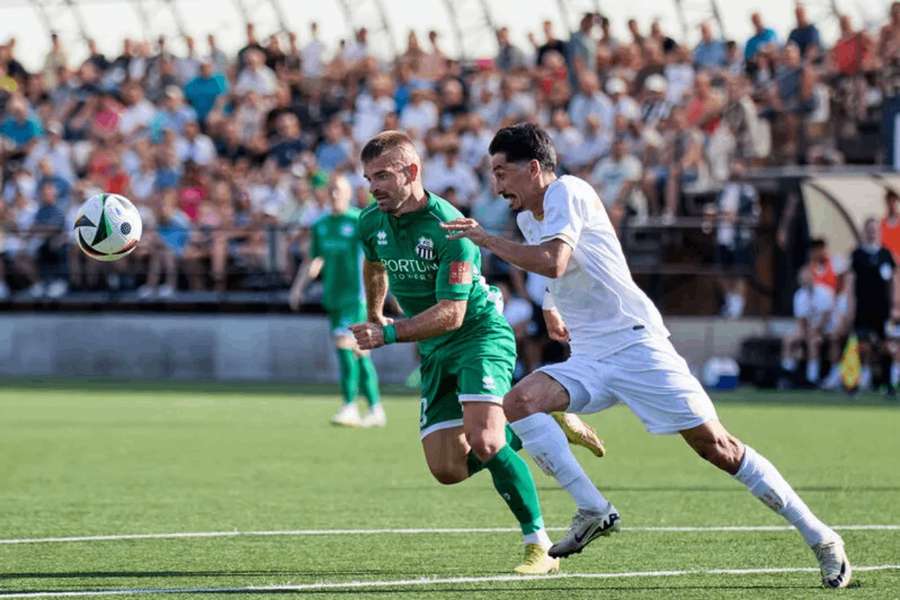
[351,299,466,350]
[363,259,390,323]
[442,218,572,279]
[288,256,323,311]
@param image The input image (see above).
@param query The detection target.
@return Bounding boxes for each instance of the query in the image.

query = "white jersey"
[516,175,670,359]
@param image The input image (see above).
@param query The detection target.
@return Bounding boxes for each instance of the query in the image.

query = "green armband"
[382,324,397,345]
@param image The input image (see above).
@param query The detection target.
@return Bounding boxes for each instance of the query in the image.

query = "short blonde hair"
[360,130,419,166]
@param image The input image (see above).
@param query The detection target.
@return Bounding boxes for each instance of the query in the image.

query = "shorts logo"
[482,375,495,390]
[416,236,435,261]
[449,261,472,285]
[376,230,388,246]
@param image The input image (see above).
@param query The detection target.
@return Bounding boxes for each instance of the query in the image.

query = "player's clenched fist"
[350,322,385,350]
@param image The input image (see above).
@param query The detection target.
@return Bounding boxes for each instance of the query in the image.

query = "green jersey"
[309,208,364,311]
[359,192,506,357]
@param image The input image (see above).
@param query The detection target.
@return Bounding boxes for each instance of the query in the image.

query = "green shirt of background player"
[289,173,384,428]
[348,130,557,575]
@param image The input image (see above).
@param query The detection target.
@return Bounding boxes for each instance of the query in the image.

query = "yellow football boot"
[513,544,560,575]
[551,412,606,458]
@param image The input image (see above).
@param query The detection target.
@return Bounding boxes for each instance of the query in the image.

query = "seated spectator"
[0,95,42,150]
[782,265,834,385]
[423,145,479,214]
[28,180,68,298]
[745,12,778,64]
[267,113,304,168]
[235,48,277,97]
[569,71,614,133]
[693,21,726,71]
[399,87,438,138]
[787,4,822,62]
[316,118,353,173]
[591,137,643,228]
[808,237,838,292]
[184,60,228,125]
[150,85,197,142]
[176,120,217,166]
[141,190,190,297]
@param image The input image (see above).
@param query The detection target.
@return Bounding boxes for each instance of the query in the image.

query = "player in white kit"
[442,123,851,589]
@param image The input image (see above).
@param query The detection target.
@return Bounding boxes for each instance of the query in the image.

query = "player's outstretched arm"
[363,259,390,323]
[350,299,466,350]
[288,257,324,312]
[442,218,572,278]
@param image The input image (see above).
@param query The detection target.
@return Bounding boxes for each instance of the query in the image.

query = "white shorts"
[539,337,718,434]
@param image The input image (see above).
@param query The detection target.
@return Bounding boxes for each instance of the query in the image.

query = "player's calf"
[680,420,744,474]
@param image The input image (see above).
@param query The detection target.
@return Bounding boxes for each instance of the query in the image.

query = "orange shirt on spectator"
[812,258,837,291]
[881,216,900,261]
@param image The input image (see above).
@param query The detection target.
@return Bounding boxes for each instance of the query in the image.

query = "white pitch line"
[0,565,898,598]
[0,524,897,545]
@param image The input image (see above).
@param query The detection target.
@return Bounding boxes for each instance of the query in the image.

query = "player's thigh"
[605,338,718,435]
[454,350,514,456]
[503,371,572,421]
[530,353,616,416]
[418,353,467,474]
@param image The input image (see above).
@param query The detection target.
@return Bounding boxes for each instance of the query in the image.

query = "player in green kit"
[350,131,603,574]
[290,173,384,428]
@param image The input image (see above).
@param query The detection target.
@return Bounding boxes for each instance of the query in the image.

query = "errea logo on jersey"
[482,375,495,390]
[415,236,435,261]
[376,230,388,245]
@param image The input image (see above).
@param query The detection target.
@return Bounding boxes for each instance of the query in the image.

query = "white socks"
[523,528,552,549]
[735,445,836,547]
[806,360,820,384]
[509,413,609,513]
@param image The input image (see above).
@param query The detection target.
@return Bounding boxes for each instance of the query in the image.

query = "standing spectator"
[787,4,822,62]
[176,35,201,84]
[30,180,68,298]
[531,20,566,67]
[206,34,229,75]
[42,32,67,88]
[237,23,265,71]
[848,218,898,391]
[781,265,834,385]
[184,60,228,126]
[235,49,277,97]
[713,159,760,318]
[664,45,695,106]
[745,12,778,63]
[495,27,527,73]
[880,189,900,262]
[567,13,597,77]
[830,15,874,77]
[693,22,727,71]
[301,22,326,79]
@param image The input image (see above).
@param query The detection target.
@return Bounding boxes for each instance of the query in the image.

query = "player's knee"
[503,387,540,422]
[428,463,468,485]
[467,433,503,463]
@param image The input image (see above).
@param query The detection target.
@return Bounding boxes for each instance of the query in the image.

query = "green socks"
[480,444,545,535]
[467,425,523,476]
[358,354,380,407]
[336,348,359,405]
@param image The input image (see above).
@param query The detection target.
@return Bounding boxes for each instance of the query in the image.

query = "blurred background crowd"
[0,1,897,317]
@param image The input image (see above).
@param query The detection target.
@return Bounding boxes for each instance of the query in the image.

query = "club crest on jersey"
[415,236,435,261]
[376,230,388,245]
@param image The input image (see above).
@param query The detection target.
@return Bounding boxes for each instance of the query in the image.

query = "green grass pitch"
[0,380,898,599]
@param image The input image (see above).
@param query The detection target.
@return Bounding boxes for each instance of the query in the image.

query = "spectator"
[809,238,838,292]
[568,13,597,76]
[821,267,853,390]
[316,118,353,173]
[184,60,228,125]
[569,71,613,133]
[693,22,727,71]
[712,159,760,318]
[848,217,898,391]
[531,20,566,67]
[25,121,74,182]
[176,120,217,167]
[880,189,900,262]
[0,95,42,149]
[29,180,68,298]
[745,12,778,63]
[119,82,156,139]
[206,34,229,75]
[781,265,834,385]
[591,137,642,228]
[787,4,822,62]
[640,74,672,128]
[423,145,479,214]
[496,27,527,72]
[606,77,640,121]
[42,32,67,88]
[830,15,874,77]
[150,85,196,142]
[237,23,265,71]
[399,87,438,137]
[267,113,304,168]
[235,48,277,97]
[301,22,326,79]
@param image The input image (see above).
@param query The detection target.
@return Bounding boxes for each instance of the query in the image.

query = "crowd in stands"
[0,2,897,328]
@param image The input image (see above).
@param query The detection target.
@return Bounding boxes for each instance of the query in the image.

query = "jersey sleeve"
[435,236,478,301]
[540,182,584,248]
[358,213,379,262]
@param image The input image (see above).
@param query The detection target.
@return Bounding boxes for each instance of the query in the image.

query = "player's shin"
[481,444,550,547]
[358,355,380,407]
[509,413,610,512]
[734,445,837,546]
[336,348,359,404]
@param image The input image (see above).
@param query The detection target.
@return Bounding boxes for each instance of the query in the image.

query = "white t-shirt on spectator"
[399,100,438,134]
[793,284,834,329]
[120,99,156,138]
[548,126,585,169]
[516,175,669,359]
[569,92,614,133]
[665,62,695,105]
[175,134,217,166]
[591,155,642,209]
[302,40,326,78]
[352,93,396,143]
[423,157,480,207]
[235,66,278,96]
[460,128,492,169]
[613,96,641,122]
[25,141,75,182]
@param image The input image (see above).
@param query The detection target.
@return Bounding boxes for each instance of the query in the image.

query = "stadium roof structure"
[0,0,889,71]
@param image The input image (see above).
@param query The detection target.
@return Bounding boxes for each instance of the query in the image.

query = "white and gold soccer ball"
[73,193,143,262]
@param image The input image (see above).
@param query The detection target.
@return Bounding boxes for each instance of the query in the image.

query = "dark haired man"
[443,123,851,588]
[349,130,604,575]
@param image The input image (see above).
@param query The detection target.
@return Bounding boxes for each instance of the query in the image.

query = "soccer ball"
[73,193,143,262]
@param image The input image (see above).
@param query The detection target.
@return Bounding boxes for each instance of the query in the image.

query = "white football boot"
[549,504,621,558]
[360,404,387,428]
[331,403,362,427]
[813,539,852,588]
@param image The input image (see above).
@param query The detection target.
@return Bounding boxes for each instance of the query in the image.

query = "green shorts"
[418,321,516,439]
[327,302,366,337]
